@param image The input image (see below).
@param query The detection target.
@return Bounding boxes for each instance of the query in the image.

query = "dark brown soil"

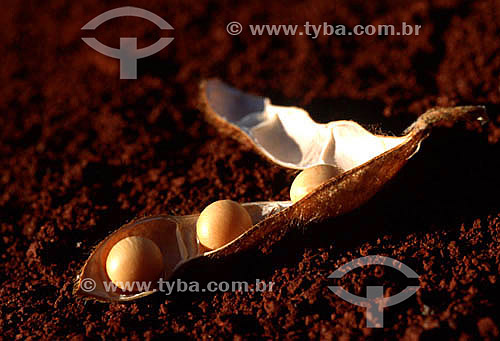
[1,0,499,339]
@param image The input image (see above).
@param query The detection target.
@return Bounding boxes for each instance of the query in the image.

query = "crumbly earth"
[1,0,499,339]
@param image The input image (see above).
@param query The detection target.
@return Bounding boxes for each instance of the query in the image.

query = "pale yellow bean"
[290,164,341,202]
[196,200,253,250]
[106,236,163,291]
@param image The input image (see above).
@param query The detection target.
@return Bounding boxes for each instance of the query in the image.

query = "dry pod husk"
[74,79,486,302]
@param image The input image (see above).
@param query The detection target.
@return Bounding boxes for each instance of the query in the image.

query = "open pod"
[74,79,486,302]
[74,201,291,301]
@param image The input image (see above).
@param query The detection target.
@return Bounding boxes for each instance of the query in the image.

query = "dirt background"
[1,0,499,339]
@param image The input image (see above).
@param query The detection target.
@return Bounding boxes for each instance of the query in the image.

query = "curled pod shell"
[74,79,486,302]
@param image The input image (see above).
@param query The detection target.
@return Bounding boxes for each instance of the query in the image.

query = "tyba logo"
[81,7,174,79]
[328,255,420,328]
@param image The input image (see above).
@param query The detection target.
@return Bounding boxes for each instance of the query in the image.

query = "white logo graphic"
[328,255,420,328]
[82,7,174,79]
